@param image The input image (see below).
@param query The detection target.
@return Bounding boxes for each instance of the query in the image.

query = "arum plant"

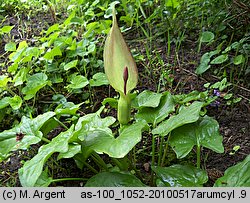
[104,8,138,125]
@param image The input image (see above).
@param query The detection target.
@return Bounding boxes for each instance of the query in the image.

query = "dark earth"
[0,6,249,187]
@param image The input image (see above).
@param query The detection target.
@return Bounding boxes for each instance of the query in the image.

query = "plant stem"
[161,133,171,167]
[83,161,99,174]
[51,177,88,183]
[41,137,51,143]
[54,117,69,130]
[157,136,164,166]
[197,145,201,168]
[112,158,124,170]
[150,133,156,186]
[91,153,108,171]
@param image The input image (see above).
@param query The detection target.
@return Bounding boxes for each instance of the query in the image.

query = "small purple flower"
[210,100,220,107]
[213,89,220,97]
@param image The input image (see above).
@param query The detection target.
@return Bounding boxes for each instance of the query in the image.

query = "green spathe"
[104,10,138,95]
[104,8,138,125]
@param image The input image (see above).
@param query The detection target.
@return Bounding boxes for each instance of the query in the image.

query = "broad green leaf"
[8,41,28,63]
[195,49,220,74]
[210,54,228,64]
[85,172,146,187]
[55,102,83,116]
[70,16,84,25]
[0,25,14,33]
[165,0,180,8]
[0,97,10,109]
[19,126,74,187]
[0,75,10,88]
[43,47,62,60]
[214,155,250,187]
[135,91,175,125]
[4,42,16,52]
[89,72,109,87]
[152,101,203,136]
[174,90,207,104]
[233,55,245,65]
[22,47,40,63]
[22,73,48,100]
[102,97,118,109]
[169,116,224,158]
[57,144,81,160]
[7,63,18,73]
[0,112,55,161]
[8,95,22,110]
[67,75,89,89]
[104,9,138,95]
[81,120,147,158]
[17,41,28,51]
[73,109,116,142]
[34,168,53,187]
[63,59,78,71]
[152,165,208,187]
[200,31,214,43]
[134,90,162,108]
[46,24,60,36]
[13,67,30,86]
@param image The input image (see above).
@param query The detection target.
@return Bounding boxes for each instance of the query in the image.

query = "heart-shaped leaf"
[134,90,162,108]
[85,172,146,187]
[66,75,89,89]
[136,91,175,125]
[214,155,250,187]
[81,120,147,158]
[200,31,214,43]
[152,165,208,187]
[89,72,109,87]
[210,54,228,64]
[19,125,74,187]
[0,112,55,161]
[22,73,49,100]
[169,116,224,158]
[152,101,203,136]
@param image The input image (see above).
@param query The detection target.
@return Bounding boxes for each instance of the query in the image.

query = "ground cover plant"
[0,0,249,187]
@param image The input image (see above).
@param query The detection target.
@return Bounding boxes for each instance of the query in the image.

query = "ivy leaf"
[200,31,214,43]
[63,60,78,71]
[89,72,109,87]
[210,54,228,64]
[0,75,10,88]
[55,102,83,116]
[66,75,89,89]
[19,125,74,187]
[233,55,245,65]
[152,165,208,187]
[195,49,220,74]
[85,172,146,187]
[169,116,224,158]
[8,95,22,110]
[0,112,55,161]
[43,47,62,60]
[152,101,203,136]
[0,25,14,33]
[4,42,16,52]
[22,73,49,100]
